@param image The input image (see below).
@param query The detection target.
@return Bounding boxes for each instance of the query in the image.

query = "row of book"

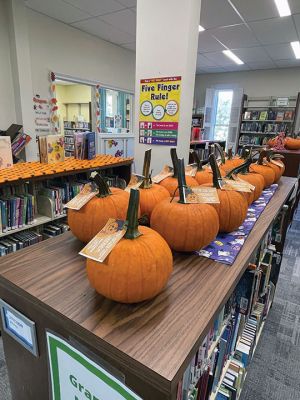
[74,131,96,160]
[240,122,291,134]
[64,121,90,129]
[243,110,294,121]
[0,221,69,257]
[239,135,270,147]
[0,194,35,233]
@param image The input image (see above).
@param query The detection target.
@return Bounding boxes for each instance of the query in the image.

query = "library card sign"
[139,76,181,146]
[0,299,38,356]
[46,332,142,400]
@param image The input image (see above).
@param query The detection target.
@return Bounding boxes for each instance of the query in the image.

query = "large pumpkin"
[151,158,219,252]
[203,154,248,233]
[285,137,300,150]
[68,174,129,243]
[250,150,275,188]
[86,189,173,303]
[139,149,169,218]
[159,148,198,195]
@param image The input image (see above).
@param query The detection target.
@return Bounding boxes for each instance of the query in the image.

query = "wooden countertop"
[0,177,296,394]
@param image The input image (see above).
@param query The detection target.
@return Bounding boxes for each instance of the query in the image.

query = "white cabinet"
[96,133,135,158]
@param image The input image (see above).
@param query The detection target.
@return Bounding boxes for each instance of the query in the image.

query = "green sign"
[46,332,142,400]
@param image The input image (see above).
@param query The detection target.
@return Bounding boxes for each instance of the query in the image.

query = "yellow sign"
[139,76,181,146]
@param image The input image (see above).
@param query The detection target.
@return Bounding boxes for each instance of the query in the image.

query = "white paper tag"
[64,183,98,210]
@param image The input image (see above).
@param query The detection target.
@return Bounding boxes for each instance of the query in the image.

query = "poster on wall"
[139,76,181,146]
[33,94,51,134]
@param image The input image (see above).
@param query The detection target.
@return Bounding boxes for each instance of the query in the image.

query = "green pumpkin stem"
[140,149,152,189]
[192,150,203,171]
[170,148,179,178]
[214,143,226,165]
[209,153,223,189]
[177,158,192,204]
[124,189,142,239]
[90,173,112,198]
[226,157,252,179]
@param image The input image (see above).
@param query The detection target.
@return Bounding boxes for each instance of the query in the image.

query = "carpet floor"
[0,208,299,400]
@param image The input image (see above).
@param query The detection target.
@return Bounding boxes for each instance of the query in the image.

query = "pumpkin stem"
[124,189,142,240]
[214,143,226,165]
[170,148,179,178]
[140,148,152,189]
[192,150,203,171]
[226,157,252,179]
[177,158,192,203]
[241,146,249,159]
[227,148,233,160]
[209,153,223,189]
[257,149,267,165]
[90,173,112,198]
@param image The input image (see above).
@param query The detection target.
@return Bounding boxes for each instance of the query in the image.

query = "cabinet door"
[104,138,125,157]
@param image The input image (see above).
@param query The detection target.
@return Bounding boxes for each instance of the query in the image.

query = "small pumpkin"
[159,148,198,195]
[266,151,285,183]
[151,158,219,252]
[203,154,248,233]
[250,150,275,188]
[222,147,244,173]
[139,149,169,218]
[86,189,173,303]
[191,150,214,185]
[68,174,129,243]
[285,137,300,150]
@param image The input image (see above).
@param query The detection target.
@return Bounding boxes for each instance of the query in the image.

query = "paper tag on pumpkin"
[64,183,98,210]
[232,175,255,191]
[79,218,126,262]
[270,159,284,168]
[188,187,220,204]
[222,179,252,192]
[152,165,173,183]
[185,163,198,177]
[125,174,144,192]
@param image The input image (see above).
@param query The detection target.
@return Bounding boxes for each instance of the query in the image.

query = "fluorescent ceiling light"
[198,25,205,32]
[274,0,291,17]
[222,50,244,65]
[291,41,300,59]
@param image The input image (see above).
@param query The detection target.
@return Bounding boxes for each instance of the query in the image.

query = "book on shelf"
[284,110,293,120]
[0,136,13,169]
[243,111,252,120]
[259,111,268,121]
[74,131,96,160]
[276,111,284,122]
[268,110,277,120]
[38,134,65,164]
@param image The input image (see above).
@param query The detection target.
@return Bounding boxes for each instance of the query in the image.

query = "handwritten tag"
[125,174,144,192]
[152,165,173,183]
[271,159,284,168]
[64,183,98,210]
[79,219,126,262]
[185,187,220,204]
[185,163,198,177]
[222,179,252,192]
[233,175,255,191]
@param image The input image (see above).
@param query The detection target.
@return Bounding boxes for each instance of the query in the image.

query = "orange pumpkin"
[249,150,275,188]
[222,147,244,173]
[191,150,214,185]
[285,137,300,150]
[151,158,219,252]
[266,151,285,183]
[159,148,198,195]
[139,149,169,218]
[86,189,173,303]
[203,154,248,233]
[68,174,129,243]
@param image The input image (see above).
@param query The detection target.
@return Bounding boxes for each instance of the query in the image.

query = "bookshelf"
[237,94,300,151]
[0,177,296,400]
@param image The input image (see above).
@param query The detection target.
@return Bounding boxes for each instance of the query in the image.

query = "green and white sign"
[46,332,142,400]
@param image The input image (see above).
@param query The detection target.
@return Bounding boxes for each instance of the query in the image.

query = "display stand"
[0,177,296,400]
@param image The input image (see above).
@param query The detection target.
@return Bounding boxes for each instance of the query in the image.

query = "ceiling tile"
[264,43,296,60]
[212,24,260,48]
[230,0,278,22]
[196,54,218,68]
[121,42,136,51]
[222,64,251,72]
[233,46,271,62]
[249,16,298,45]
[293,13,300,37]
[197,31,225,53]
[204,51,239,66]
[72,17,135,44]
[200,0,243,29]
[63,0,125,16]
[275,59,300,67]
[116,0,136,7]
[199,66,227,73]
[26,0,90,23]
[99,8,136,36]
[247,60,277,70]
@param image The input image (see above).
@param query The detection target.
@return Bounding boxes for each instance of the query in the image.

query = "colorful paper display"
[139,76,181,146]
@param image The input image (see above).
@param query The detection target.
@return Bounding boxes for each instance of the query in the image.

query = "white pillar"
[134,0,201,174]
[7,0,37,161]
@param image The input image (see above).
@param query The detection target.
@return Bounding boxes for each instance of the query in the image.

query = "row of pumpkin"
[67,146,285,304]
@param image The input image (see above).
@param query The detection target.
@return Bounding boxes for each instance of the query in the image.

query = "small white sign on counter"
[0,299,38,356]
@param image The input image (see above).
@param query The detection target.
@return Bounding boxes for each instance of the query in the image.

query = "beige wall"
[194,68,300,109]
[0,0,16,130]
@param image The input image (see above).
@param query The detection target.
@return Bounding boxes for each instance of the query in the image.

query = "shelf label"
[46,332,142,400]
[0,299,38,356]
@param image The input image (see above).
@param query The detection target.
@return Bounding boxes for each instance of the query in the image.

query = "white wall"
[194,68,300,109]
[26,8,136,100]
[0,0,16,130]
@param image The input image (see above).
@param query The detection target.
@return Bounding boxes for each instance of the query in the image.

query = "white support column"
[134,0,201,174]
[7,0,37,161]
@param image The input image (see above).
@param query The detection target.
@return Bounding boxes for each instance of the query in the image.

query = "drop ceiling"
[25,0,300,73]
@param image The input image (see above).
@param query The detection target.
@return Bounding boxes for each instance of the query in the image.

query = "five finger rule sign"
[139,76,181,146]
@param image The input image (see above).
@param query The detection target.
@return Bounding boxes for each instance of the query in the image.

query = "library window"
[213,90,233,141]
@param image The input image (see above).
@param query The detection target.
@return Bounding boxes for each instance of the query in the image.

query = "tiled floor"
[0,208,299,400]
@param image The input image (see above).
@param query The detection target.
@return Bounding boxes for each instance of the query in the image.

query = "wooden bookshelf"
[0,177,296,400]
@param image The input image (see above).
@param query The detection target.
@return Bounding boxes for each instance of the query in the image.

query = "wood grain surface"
[0,177,296,394]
